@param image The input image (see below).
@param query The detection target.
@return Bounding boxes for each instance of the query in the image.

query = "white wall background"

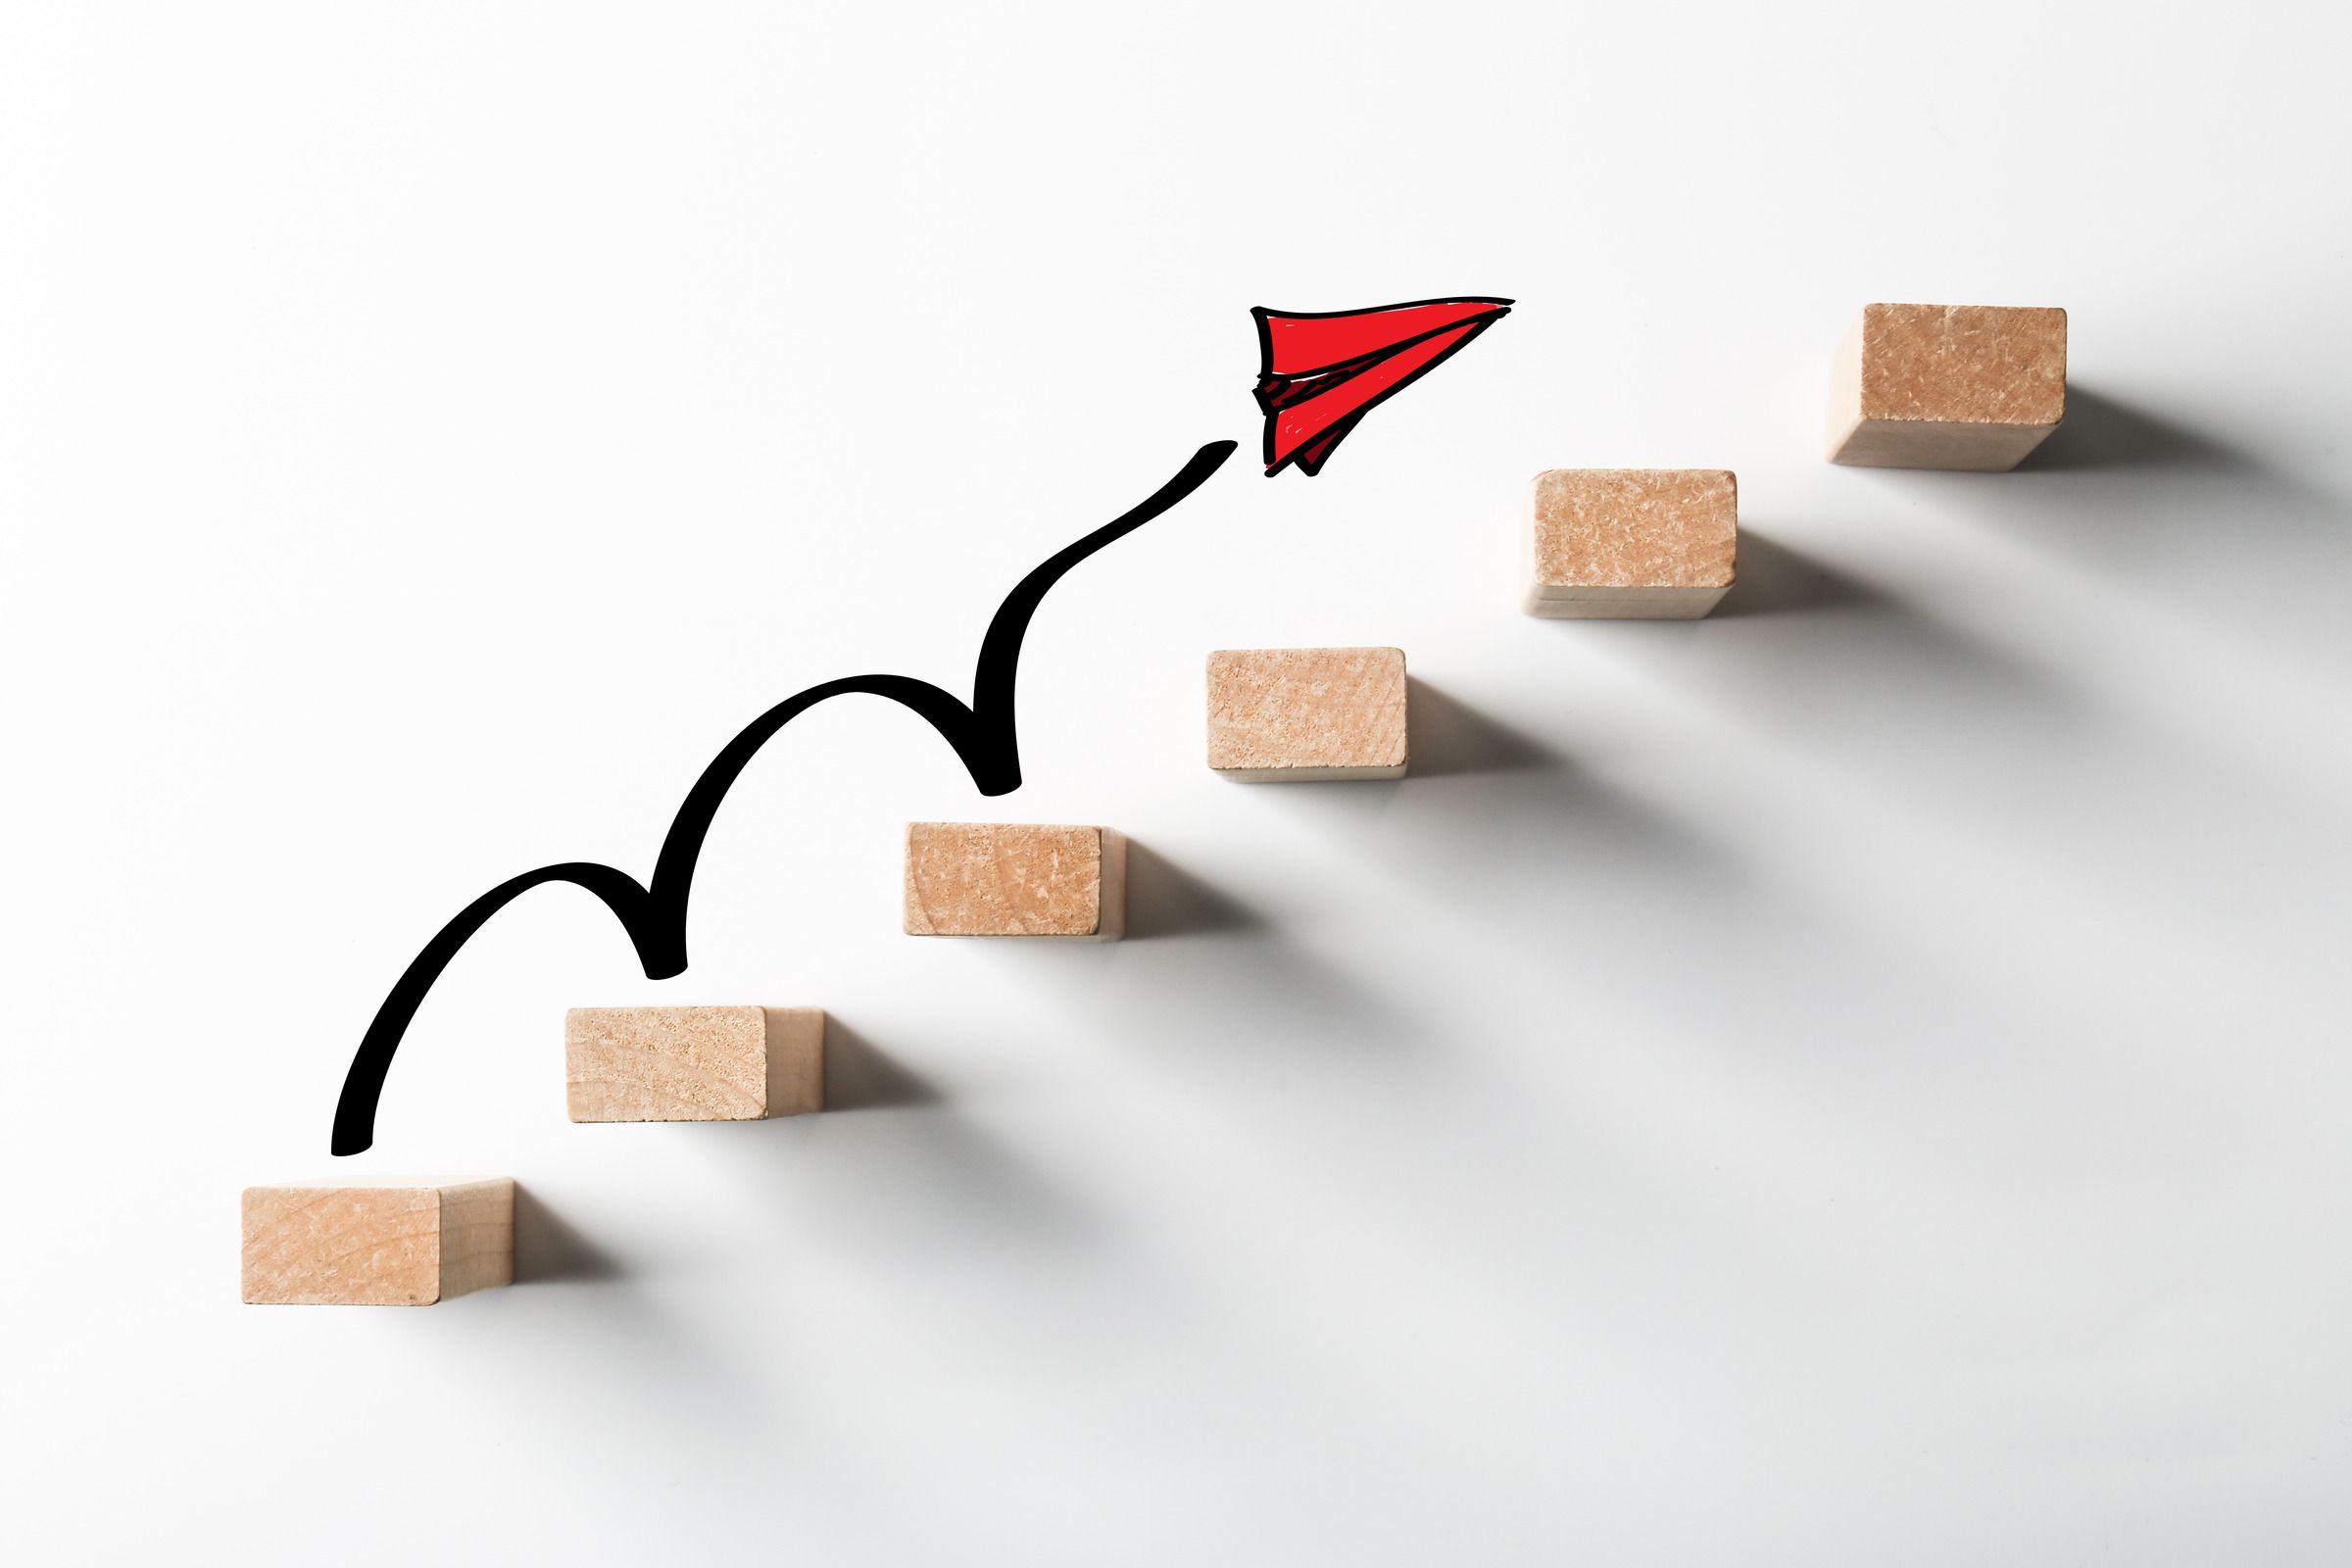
[6,3,2348,1562]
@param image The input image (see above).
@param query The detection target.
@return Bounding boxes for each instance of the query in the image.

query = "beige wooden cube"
[904,822,1125,940]
[241,1178,513,1305]
[1525,468,1737,619]
[564,1005,824,1122]
[1828,303,2067,470]
[1206,646,1408,781]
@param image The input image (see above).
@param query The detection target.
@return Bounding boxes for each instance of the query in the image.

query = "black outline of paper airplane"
[1252,297,1514,476]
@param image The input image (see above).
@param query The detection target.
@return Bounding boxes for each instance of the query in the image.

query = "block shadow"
[463,1193,767,1446]
[823,1016,943,1112]
[748,1106,1105,1262]
[1407,695,1740,893]
[1566,496,2338,915]
[512,1183,624,1285]
[1122,838,1269,940]
[1256,682,1746,906]
[2024,386,2252,473]
[1996,385,2345,568]
[699,1022,1104,1262]
[1407,677,1556,777]
[1100,842,1437,1064]
[1715,530,1877,619]
[1832,384,2346,710]
[1573,524,2089,761]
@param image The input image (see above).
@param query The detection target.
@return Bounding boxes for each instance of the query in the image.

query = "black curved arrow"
[332,440,1240,1154]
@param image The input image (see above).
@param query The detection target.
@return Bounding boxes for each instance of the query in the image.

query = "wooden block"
[1205,646,1408,781]
[904,822,1125,940]
[1525,468,1737,619]
[1827,303,2067,470]
[564,1005,825,1122]
[241,1178,513,1305]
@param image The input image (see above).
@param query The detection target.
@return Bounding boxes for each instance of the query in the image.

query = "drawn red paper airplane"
[1253,296,1514,476]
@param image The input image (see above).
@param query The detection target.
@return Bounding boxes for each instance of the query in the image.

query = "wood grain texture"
[761,1006,826,1117]
[1205,647,1408,780]
[565,1005,825,1122]
[904,822,1124,940]
[432,1179,514,1298]
[1525,468,1737,619]
[241,1178,513,1305]
[1828,303,2067,469]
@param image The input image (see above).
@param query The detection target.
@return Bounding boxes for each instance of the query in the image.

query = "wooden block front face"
[1526,468,1737,619]
[904,822,1125,939]
[1828,303,2067,470]
[1205,647,1408,781]
[241,1179,514,1305]
[566,1005,824,1122]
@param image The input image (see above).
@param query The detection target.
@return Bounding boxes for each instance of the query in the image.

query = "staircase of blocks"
[242,301,2070,1305]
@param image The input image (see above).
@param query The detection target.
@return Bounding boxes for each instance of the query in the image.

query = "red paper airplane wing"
[1252,297,1511,477]
[1260,320,1485,477]
[1259,298,1511,378]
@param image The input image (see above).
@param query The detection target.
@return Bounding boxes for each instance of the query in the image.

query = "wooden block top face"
[565,1004,772,1122]
[905,822,1115,937]
[241,1180,513,1305]
[1857,303,2066,427]
[1531,469,1737,592]
[1206,647,1407,777]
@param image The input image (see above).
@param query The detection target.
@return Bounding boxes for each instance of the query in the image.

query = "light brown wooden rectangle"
[1526,468,1737,619]
[241,1178,514,1305]
[904,822,1125,939]
[1206,647,1408,781]
[1827,303,2066,470]
[565,1005,826,1122]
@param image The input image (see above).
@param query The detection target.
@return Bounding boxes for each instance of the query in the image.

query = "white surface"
[5,4,2348,1562]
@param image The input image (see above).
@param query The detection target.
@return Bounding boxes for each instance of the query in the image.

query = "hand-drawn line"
[330,440,1239,1154]
[333,296,1513,1154]
[1254,297,1513,476]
